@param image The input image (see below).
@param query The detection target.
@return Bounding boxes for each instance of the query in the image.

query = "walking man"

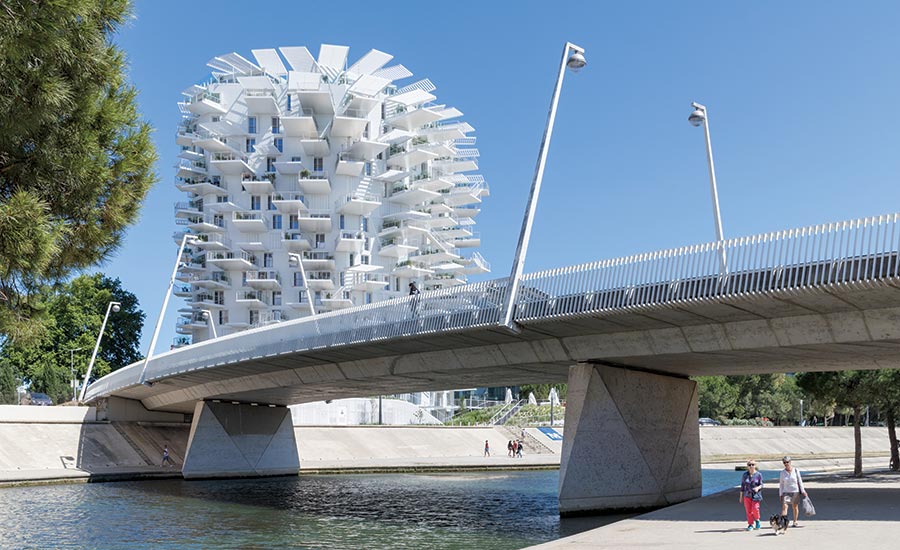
[484,439,490,457]
[408,281,420,314]
[161,444,174,467]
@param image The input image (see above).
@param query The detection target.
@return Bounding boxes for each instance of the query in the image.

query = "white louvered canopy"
[251,49,288,76]
[279,46,317,73]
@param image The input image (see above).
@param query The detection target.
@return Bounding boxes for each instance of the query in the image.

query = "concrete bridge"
[87,213,900,515]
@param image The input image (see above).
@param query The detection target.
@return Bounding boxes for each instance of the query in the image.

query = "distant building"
[172,44,490,417]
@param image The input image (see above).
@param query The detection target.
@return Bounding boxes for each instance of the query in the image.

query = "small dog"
[769,514,790,535]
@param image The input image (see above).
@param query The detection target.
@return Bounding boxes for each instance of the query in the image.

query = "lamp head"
[111,304,121,313]
[201,311,210,320]
[566,51,587,72]
[688,108,706,127]
[288,253,300,267]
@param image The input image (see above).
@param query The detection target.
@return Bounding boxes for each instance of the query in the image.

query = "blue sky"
[104,0,900,354]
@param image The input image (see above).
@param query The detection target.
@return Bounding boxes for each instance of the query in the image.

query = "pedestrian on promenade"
[161,445,174,467]
[507,440,514,457]
[516,440,523,458]
[739,458,763,530]
[484,439,490,457]
[779,456,806,527]
[511,440,518,457]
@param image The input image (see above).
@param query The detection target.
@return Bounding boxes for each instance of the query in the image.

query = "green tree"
[0,274,144,404]
[796,371,880,477]
[696,376,739,420]
[869,369,900,470]
[518,383,567,402]
[0,0,156,342]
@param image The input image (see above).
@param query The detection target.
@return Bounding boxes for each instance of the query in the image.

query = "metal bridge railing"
[515,213,900,321]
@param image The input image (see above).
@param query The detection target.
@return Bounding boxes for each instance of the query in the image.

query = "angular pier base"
[182,401,299,479]
[559,364,701,516]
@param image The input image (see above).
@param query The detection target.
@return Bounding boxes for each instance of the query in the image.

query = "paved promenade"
[530,470,900,549]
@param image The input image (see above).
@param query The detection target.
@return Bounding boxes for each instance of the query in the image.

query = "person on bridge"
[779,456,806,527]
[408,282,420,314]
[484,440,490,457]
[740,459,763,530]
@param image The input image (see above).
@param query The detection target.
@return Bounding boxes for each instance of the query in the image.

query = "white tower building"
[172,45,489,419]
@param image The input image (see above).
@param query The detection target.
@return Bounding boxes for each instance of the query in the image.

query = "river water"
[0,469,767,549]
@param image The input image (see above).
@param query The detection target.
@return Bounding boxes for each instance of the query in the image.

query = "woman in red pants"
[739,459,763,530]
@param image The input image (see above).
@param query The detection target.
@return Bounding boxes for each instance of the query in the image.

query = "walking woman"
[739,459,763,530]
[779,456,806,527]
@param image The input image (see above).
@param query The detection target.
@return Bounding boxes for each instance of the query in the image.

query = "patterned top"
[741,471,763,498]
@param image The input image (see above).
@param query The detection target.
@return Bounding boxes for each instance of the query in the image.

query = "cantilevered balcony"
[282,231,311,252]
[301,251,335,271]
[424,273,467,289]
[410,247,460,265]
[210,152,253,175]
[320,292,353,310]
[389,184,440,206]
[392,260,434,279]
[378,237,418,258]
[461,251,491,275]
[207,251,257,270]
[271,193,308,214]
[176,315,208,334]
[298,171,331,194]
[184,90,226,116]
[175,178,227,196]
[235,290,270,308]
[246,271,281,290]
[191,272,231,290]
[300,138,330,157]
[334,231,365,253]
[306,271,335,291]
[349,272,389,292]
[297,211,331,233]
[207,196,241,213]
[281,108,317,138]
[421,121,474,142]
[432,158,478,173]
[192,130,237,154]
[174,201,202,219]
[173,285,194,298]
[176,159,208,179]
[178,214,225,233]
[347,139,388,161]
[193,233,232,251]
[232,211,267,233]
[331,108,369,139]
[243,89,279,114]
[386,105,443,131]
[273,157,304,175]
[297,89,334,115]
[386,145,438,171]
[191,292,227,310]
[335,153,364,177]
[240,175,275,194]
[336,193,381,216]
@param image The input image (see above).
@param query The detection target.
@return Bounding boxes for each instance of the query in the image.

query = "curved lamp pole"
[138,233,199,387]
[200,310,218,339]
[502,42,586,331]
[688,102,727,274]
[78,301,121,402]
[288,252,316,317]
[68,347,85,401]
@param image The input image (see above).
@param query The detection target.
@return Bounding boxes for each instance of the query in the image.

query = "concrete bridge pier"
[182,401,299,479]
[558,364,701,516]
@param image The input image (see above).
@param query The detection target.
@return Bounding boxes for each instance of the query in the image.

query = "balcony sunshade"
[237,76,275,90]
[348,74,391,97]
[386,88,436,107]
[207,53,261,76]
[318,44,349,71]
[397,79,436,95]
[288,71,321,91]
[251,49,288,76]
[181,84,205,97]
[373,65,414,82]
[347,49,393,76]
[279,46,317,73]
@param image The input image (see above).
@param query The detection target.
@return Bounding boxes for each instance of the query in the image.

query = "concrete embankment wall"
[0,406,894,483]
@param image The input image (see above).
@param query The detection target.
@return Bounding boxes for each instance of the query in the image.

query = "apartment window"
[289,215,299,230]
[286,94,292,112]
[246,138,256,153]
[213,214,224,227]
[266,157,276,173]
[362,123,369,139]
[271,116,280,134]
[248,117,257,134]
[361,255,370,265]
[274,137,283,153]
[211,116,220,122]
[249,310,259,325]
[242,272,247,286]
[349,254,354,266]
[272,214,282,230]
[272,290,282,306]
[339,272,346,286]
[251,196,261,211]
[315,233,325,245]
[219,310,229,325]
[339,214,345,230]
[313,157,323,171]
[273,309,283,321]
[293,272,304,286]
[263,253,273,268]
[365,292,372,304]
[267,196,276,210]
[362,217,368,232]
[213,291,224,305]
[364,162,372,177]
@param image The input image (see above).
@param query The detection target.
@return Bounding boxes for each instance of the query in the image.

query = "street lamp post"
[68,347,85,401]
[800,399,804,425]
[78,301,121,401]
[688,102,727,274]
[502,42,586,331]
[288,252,316,317]
[138,233,199,387]
[200,310,218,339]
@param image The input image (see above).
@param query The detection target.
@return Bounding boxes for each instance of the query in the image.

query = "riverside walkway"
[529,470,900,549]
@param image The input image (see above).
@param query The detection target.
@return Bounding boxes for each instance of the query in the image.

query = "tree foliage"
[0,274,144,404]
[0,0,156,341]
[519,383,567,402]
[695,374,801,424]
